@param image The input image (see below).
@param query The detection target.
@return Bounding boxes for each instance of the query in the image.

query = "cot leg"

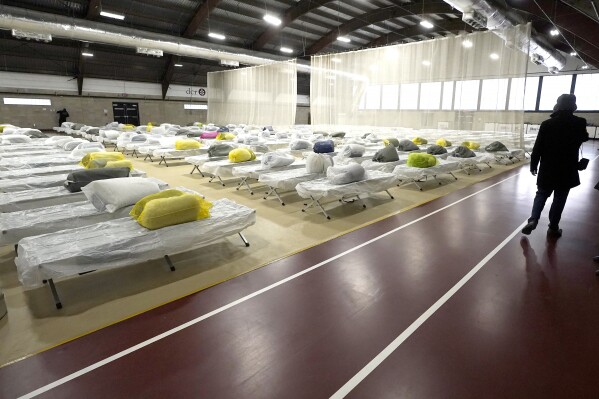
[217,176,226,186]
[272,189,285,206]
[355,195,366,209]
[385,190,394,199]
[263,187,274,200]
[47,279,62,309]
[162,157,169,167]
[241,178,254,195]
[164,255,176,271]
[314,198,331,220]
[132,149,138,158]
[238,232,250,247]
[449,172,458,180]
[148,155,153,162]
[190,165,199,175]
[158,157,164,166]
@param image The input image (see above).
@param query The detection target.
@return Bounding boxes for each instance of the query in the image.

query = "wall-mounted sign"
[167,85,208,99]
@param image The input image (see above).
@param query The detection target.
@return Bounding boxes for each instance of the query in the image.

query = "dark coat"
[530,111,588,189]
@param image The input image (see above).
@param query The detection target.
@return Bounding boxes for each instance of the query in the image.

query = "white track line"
[18,172,522,399]
[330,221,528,399]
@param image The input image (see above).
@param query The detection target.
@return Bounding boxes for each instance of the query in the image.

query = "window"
[538,75,572,111]
[479,78,508,110]
[399,83,419,110]
[364,85,381,110]
[184,104,207,110]
[419,82,442,110]
[442,81,454,110]
[381,85,399,110]
[454,80,480,110]
[574,73,599,111]
[3,97,51,106]
[508,77,539,111]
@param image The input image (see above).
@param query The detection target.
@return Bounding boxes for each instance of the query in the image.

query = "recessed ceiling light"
[570,51,577,56]
[208,32,225,40]
[550,29,559,36]
[174,63,183,67]
[489,53,499,60]
[280,47,293,54]
[81,52,94,57]
[337,36,351,43]
[420,20,434,29]
[263,14,281,26]
[462,39,473,48]
[331,57,342,63]
[422,60,431,66]
[581,65,589,69]
[100,11,125,20]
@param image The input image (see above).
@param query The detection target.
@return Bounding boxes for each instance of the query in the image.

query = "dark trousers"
[529,186,570,228]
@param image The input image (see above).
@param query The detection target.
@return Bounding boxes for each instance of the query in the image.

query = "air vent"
[462,10,487,29]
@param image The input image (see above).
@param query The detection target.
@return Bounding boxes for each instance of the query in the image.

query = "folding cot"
[231,160,306,195]
[295,170,397,219]
[0,155,79,170]
[361,158,408,173]
[15,198,256,308]
[185,155,228,176]
[202,158,262,186]
[0,148,64,158]
[0,164,84,179]
[0,177,165,213]
[491,149,526,164]
[392,159,461,191]
[258,168,324,206]
[152,147,207,167]
[447,153,495,174]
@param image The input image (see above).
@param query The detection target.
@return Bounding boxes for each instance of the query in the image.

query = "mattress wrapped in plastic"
[393,159,460,181]
[326,164,366,185]
[0,155,79,170]
[152,147,206,158]
[258,167,322,191]
[447,153,495,168]
[0,201,132,246]
[203,157,261,178]
[296,170,397,200]
[0,174,69,192]
[0,186,87,212]
[15,198,256,289]
[232,160,305,180]
[361,158,407,173]
[0,164,84,179]
[0,149,63,158]
[261,152,295,168]
[2,135,32,144]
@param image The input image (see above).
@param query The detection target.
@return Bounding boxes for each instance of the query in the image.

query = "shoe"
[593,256,599,263]
[547,226,562,238]
[521,219,538,235]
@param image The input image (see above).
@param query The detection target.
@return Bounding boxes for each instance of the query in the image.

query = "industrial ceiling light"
[208,32,225,40]
[337,36,351,43]
[581,65,589,69]
[263,14,282,26]
[570,51,577,56]
[280,47,293,54]
[81,52,94,57]
[489,53,499,60]
[11,29,51,42]
[100,11,125,20]
[174,63,183,67]
[136,47,163,57]
[549,29,559,36]
[420,20,434,29]
[462,39,473,48]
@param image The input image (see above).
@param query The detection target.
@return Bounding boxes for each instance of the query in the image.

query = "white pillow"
[2,135,31,144]
[62,139,86,151]
[82,177,161,213]
[306,153,333,174]
[261,152,295,169]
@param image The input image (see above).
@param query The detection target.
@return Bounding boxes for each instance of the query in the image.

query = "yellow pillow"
[407,152,438,168]
[461,141,480,150]
[80,152,125,168]
[412,137,428,145]
[146,122,154,132]
[105,160,133,170]
[175,139,201,150]
[137,194,213,230]
[436,138,452,147]
[229,148,256,163]
[216,132,236,141]
[130,189,185,220]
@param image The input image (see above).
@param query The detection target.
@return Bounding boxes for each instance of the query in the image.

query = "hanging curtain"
[208,60,297,126]
[310,24,531,147]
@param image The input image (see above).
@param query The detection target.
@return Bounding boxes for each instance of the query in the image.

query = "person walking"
[56,108,69,127]
[521,94,588,238]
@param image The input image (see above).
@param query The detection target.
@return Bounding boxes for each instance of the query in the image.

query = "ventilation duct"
[0,5,291,67]
[443,0,566,71]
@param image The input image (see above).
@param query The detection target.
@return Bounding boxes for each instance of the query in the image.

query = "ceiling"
[0,0,597,97]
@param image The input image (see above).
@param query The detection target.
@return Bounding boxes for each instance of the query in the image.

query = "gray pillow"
[397,139,419,151]
[251,144,270,154]
[385,138,400,148]
[450,146,476,158]
[64,167,130,193]
[208,143,236,158]
[87,128,100,135]
[331,131,346,138]
[131,135,147,142]
[372,145,399,162]
[485,141,509,152]
[426,145,447,155]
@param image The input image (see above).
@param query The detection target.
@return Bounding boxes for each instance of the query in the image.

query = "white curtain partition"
[208,60,297,126]
[310,24,531,147]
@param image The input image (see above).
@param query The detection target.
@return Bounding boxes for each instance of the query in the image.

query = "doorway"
[112,102,140,126]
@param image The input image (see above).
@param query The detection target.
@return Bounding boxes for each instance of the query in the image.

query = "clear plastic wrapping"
[0,164,84,179]
[232,160,306,180]
[0,174,69,192]
[295,170,397,200]
[202,159,262,178]
[392,160,461,181]
[258,168,323,191]
[15,198,256,289]
[361,158,407,173]
[0,155,79,170]
[152,148,207,158]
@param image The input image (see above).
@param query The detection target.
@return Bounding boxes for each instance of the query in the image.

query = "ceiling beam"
[368,18,472,47]
[252,0,334,51]
[183,0,222,39]
[86,0,101,20]
[306,2,454,55]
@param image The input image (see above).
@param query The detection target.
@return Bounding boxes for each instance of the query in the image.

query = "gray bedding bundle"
[64,167,131,193]
[426,145,447,155]
[331,132,346,138]
[326,163,366,185]
[290,139,313,150]
[208,143,237,157]
[397,139,419,152]
[372,145,400,162]
[385,138,400,148]
[450,146,476,158]
[484,141,509,152]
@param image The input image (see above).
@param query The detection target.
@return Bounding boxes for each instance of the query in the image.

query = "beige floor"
[0,151,525,366]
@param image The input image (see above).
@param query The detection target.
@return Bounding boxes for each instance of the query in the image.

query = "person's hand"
[531,168,537,176]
